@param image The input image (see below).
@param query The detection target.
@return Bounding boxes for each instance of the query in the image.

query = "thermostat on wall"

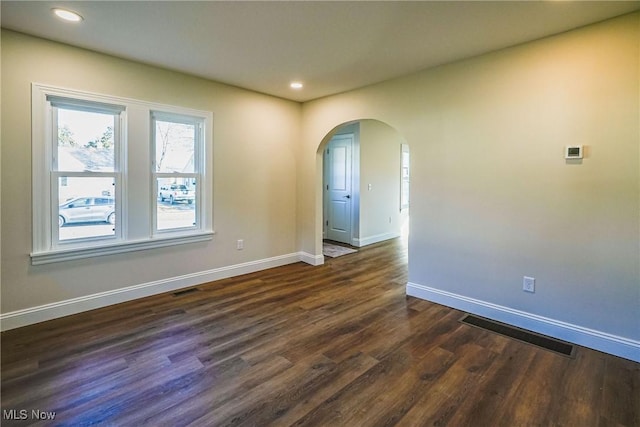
[565,145,583,159]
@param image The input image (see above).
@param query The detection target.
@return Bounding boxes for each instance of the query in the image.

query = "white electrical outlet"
[523,276,535,293]
[237,239,244,250]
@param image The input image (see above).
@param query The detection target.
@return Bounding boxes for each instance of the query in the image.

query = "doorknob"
[344,195,351,199]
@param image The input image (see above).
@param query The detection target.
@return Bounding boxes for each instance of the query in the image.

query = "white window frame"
[151,111,204,235]
[31,84,214,265]
[48,97,125,247]
[401,143,410,211]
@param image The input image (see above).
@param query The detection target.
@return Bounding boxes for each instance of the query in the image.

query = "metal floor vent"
[460,314,576,357]
[173,288,200,297]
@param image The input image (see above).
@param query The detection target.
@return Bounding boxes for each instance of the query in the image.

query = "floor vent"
[460,314,575,357]
[173,288,200,297]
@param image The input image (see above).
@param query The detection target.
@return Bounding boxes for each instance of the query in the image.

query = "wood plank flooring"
[2,238,639,426]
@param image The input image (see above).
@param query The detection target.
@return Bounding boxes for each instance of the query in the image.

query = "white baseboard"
[353,231,400,248]
[407,282,640,363]
[299,251,325,266]
[0,252,316,331]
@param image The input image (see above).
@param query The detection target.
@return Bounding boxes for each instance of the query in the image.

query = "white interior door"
[325,134,353,244]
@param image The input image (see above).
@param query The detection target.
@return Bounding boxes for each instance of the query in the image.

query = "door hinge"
[326,220,328,226]
[326,185,329,190]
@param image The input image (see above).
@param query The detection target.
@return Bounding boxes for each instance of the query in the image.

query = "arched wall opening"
[315,119,409,262]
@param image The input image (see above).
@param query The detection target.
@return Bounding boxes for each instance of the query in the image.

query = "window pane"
[58,177,115,241]
[155,120,195,173]
[157,177,196,230]
[57,108,115,172]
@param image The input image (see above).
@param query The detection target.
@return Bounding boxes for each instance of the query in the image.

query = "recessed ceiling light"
[52,8,83,22]
[290,82,303,89]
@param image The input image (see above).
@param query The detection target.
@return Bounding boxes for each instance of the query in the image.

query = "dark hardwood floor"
[2,238,639,426]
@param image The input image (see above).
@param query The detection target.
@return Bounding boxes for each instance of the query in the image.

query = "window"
[152,113,202,232]
[51,99,123,244]
[32,84,213,265]
[401,144,410,211]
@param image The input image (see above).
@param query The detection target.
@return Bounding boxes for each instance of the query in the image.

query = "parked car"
[59,197,115,227]
[159,184,195,204]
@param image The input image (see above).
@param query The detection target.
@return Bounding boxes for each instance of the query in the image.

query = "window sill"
[31,231,215,265]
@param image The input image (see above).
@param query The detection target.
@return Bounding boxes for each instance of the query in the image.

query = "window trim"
[31,83,214,265]
[30,232,215,266]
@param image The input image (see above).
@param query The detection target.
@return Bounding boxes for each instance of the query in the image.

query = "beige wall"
[1,30,301,313]
[358,120,405,244]
[300,13,639,341]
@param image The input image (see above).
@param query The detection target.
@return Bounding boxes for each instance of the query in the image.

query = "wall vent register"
[460,314,576,357]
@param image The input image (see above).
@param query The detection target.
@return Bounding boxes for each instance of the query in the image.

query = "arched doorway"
[317,119,409,259]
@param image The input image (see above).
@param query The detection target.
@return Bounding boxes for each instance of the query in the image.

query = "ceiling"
[2,1,639,102]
